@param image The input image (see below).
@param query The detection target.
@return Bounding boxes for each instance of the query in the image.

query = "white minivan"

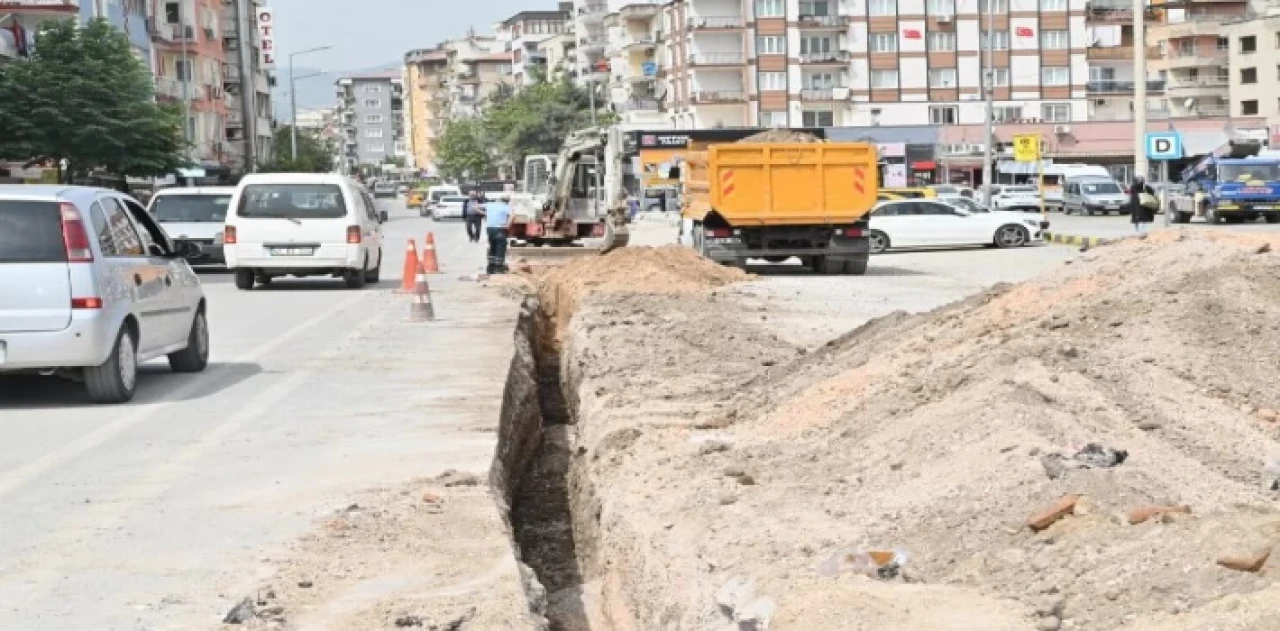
[223,173,386,290]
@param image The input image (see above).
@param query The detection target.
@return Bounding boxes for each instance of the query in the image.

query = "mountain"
[273,62,401,120]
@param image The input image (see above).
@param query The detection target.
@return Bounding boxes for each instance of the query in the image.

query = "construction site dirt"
[492,231,1280,630]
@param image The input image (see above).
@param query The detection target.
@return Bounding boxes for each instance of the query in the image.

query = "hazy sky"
[270,0,537,71]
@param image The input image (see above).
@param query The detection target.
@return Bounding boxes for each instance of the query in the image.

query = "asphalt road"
[0,198,513,629]
[1040,209,1280,239]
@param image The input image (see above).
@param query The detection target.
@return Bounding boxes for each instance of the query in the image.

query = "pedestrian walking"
[483,194,514,274]
[463,190,482,242]
[1130,176,1158,234]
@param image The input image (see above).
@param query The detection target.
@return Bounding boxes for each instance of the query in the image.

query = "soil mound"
[738,129,821,143]
[535,246,748,347]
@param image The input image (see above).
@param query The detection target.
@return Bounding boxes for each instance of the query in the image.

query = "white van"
[223,173,386,290]
[424,185,461,216]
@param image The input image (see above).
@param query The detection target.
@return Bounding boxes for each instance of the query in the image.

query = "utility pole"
[980,0,995,204]
[1133,0,1148,182]
[232,0,256,173]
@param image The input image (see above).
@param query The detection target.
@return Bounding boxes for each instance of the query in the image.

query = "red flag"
[1016,26,1035,37]
[902,29,922,40]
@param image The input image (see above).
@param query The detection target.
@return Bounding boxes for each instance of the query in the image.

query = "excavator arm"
[541,126,630,253]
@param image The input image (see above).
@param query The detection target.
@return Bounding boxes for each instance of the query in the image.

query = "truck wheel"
[868,230,890,254]
[1266,215,1280,224]
[816,256,844,274]
[1204,207,1220,224]
[844,257,869,276]
[1173,212,1192,224]
[234,269,255,290]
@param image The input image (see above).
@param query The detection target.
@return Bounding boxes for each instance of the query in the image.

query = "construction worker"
[482,194,514,274]
[462,190,482,243]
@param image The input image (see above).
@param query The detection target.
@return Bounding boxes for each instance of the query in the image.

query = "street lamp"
[290,44,334,161]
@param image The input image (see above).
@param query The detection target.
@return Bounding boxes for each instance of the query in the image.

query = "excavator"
[509,126,630,254]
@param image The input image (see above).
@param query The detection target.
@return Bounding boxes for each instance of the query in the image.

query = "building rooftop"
[502,9,570,26]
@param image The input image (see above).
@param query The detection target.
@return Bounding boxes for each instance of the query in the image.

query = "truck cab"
[1173,141,1280,224]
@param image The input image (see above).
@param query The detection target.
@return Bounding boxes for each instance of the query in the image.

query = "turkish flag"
[903,29,922,39]
[1015,26,1034,37]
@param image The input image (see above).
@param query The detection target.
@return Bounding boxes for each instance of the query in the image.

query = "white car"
[223,173,387,290]
[0,185,208,403]
[868,199,1044,253]
[989,185,1043,212]
[147,186,235,267]
[432,195,468,220]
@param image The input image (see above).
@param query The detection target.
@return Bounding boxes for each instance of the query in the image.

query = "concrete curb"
[1042,232,1123,248]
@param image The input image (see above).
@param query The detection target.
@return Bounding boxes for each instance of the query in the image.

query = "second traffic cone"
[421,232,440,274]
[409,260,436,322]
[400,239,420,293]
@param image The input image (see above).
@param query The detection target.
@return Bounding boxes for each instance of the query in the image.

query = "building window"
[1041,30,1069,50]
[1040,0,1066,10]
[978,0,1008,12]
[1240,35,1257,54]
[926,0,955,14]
[870,70,898,88]
[981,30,1010,51]
[1275,32,1280,49]
[805,72,842,89]
[992,105,1023,122]
[760,110,787,127]
[929,106,959,124]
[759,71,786,90]
[365,114,384,124]
[755,0,784,17]
[1041,103,1071,122]
[802,110,834,127]
[868,0,896,16]
[366,128,384,138]
[800,37,833,55]
[369,143,386,152]
[364,99,381,108]
[1216,37,1229,52]
[1242,99,1259,115]
[1241,67,1258,84]
[756,35,785,54]
[869,33,897,53]
[1041,66,1070,86]
[928,32,956,52]
[929,68,957,88]
[799,0,831,16]
[986,67,1010,87]
[364,84,382,93]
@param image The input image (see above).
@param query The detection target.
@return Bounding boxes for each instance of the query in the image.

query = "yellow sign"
[1013,134,1040,163]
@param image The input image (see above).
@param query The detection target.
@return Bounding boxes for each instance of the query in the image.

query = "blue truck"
[1170,140,1280,224]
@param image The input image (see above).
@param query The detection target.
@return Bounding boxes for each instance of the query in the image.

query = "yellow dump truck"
[683,142,879,275]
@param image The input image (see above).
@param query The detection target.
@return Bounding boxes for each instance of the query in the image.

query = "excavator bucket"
[600,216,630,254]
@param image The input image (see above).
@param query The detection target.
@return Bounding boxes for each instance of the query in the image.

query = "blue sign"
[1145,132,1182,161]
[642,62,657,77]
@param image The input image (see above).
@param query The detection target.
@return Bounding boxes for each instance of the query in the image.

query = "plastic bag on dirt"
[816,547,909,579]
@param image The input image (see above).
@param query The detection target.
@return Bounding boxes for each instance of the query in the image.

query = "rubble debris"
[1027,495,1081,532]
[221,597,255,625]
[1127,505,1192,525]
[815,547,909,579]
[394,615,423,627]
[1217,546,1272,573]
[1071,443,1127,468]
[436,469,481,487]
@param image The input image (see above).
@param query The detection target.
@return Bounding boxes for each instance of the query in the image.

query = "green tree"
[0,19,188,182]
[259,124,335,173]
[435,117,493,182]
[481,73,608,173]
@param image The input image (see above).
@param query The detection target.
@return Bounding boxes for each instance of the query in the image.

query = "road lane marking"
[0,293,366,501]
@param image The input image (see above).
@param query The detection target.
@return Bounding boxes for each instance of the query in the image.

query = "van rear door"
[233,183,352,253]
[0,200,73,333]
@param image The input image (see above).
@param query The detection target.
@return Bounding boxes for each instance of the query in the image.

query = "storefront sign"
[876,143,905,158]
[639,134,689,149]
[257,7,275,68]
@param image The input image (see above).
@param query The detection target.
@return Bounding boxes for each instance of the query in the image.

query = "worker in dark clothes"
[462,190,482,242]
[481,194,513,274]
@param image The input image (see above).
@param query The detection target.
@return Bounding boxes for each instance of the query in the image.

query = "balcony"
[1158,48,1229,69]
[1086,79,1166,93]
[801,88,846,101]
[799,50,851,65]
[1087,45,1161,60]
[620,97,662,112]
[687,16,745,30]
[1085,2,1162,23]
[578,2,606,21]
[691,91,746,104]
[579,34,608,52]
[621,34,658,53]
[154,77,206,100]
[689,53,745,66]
[226,110,243,129]
[223,63,241,83]
[620,1,661,20]
[797,14,844,29]
[1158,14,1251,39]
[153,23,196,45]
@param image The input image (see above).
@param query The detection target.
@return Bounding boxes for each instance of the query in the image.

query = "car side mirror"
[379,210,389,223]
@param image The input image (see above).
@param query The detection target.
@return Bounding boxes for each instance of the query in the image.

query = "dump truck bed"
[685,143,879,226]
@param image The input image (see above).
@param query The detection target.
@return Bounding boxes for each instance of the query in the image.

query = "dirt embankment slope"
[543,232,1280,630]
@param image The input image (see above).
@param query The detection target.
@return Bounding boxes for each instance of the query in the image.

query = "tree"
[259,124,335,173]
[435,117,493,182]
[0,19,188,182]
[481,73,612,176]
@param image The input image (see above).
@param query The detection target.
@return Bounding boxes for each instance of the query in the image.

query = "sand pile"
[534,245,747,347]
[738,129,821,143]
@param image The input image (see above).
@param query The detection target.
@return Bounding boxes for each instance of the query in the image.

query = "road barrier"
[422,232,441,274]
[1042,232,1123,249]
[400,239,421,293]
[409,260,436,322]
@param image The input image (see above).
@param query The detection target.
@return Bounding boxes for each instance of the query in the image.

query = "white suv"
[0,185,209,403]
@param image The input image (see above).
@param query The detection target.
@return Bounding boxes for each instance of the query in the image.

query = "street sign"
[1145,132,1182,160]
[1013,134,1040,162]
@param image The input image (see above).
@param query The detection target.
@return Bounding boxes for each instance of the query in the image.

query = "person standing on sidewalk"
[1130,176,1158,234]
[462,190,483,243]
[483,194,514,274]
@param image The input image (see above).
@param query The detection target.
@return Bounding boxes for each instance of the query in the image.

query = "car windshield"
[441,196,468,204]
[949,198,987,212]
[151,194,232,223]
[431,190,457,201]
[237,184,346,219]
[1219,163,1280,182]
[0,200,65,263]
[1079,181,1122,195]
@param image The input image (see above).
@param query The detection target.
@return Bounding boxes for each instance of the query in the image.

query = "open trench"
[489,296,603,630]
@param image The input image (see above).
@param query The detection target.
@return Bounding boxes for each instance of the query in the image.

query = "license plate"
[1105,204,1119,209]
[269,247,315,256]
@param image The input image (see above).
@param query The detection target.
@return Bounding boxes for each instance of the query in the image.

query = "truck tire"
[1204,207,1220,224]
[1266,215,1280,224]
[814,256,844,274]
[1173,212,1192,224]
[845,257,869,276]
[868,230,890,254]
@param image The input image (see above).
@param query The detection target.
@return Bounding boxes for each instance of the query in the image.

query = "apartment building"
[221,0,276,171]
[603,0,667,129]
[404,48,451,173]
[1083,0,1165,122]
[442,37,514,119]
[574,0,612,82]
[1147,0,1259,120]
[150,0,231,170]
[1225,13,1280,122]
[499,4,573,86]
[538,30,579,79]
[0,1,152,66]
[335,73,406,172]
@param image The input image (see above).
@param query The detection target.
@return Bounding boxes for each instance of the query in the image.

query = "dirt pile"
[738,129,822,144]
[556,231,1280,629]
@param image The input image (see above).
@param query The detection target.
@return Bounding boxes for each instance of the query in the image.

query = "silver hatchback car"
[0,186,209,403]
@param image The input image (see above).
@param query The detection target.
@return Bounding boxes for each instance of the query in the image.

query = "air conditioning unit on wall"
[1054,124,1072,135]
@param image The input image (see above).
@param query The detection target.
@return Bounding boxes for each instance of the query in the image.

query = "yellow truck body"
[684,143,879,225]
[682,142,879,275]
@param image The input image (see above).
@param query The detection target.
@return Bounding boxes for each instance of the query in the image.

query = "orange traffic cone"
[399,239,420,293]
[409,260,436,322]
[421,232,440,274]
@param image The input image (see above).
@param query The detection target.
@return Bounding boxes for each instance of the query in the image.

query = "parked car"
[1063,177,1130,215]
[223,173,387,290]
[146,186,235,267]
[989,185,1043,212]
[432,195,468,220]
[946,196,1052,230]
[424,185,461,216]
[0,185,209,403]
[867,199,1044,254]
